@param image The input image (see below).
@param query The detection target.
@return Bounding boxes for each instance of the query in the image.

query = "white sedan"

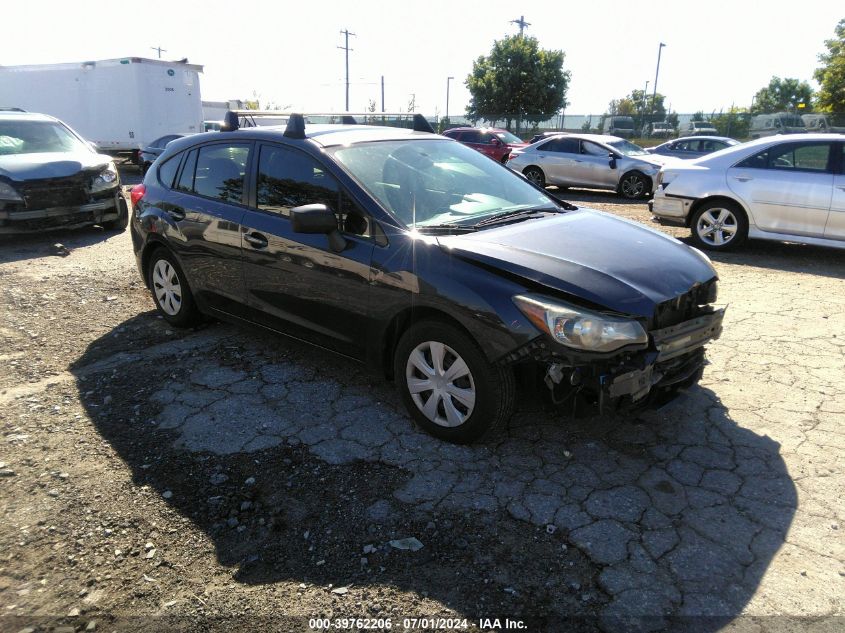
[650,134,845,251]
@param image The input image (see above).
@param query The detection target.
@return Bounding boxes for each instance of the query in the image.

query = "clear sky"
[1,0,841,116]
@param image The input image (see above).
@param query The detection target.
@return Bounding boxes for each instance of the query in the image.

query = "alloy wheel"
[696,207,738,247]
[405,341,476,428]
[621,174,645,198]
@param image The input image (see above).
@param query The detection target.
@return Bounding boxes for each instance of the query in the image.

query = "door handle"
[733,176,753,182]
[167,209,186,221]
[243,232,268,248]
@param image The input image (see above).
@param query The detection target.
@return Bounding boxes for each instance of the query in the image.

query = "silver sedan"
[507,133,680,199]
[651,133,845,251]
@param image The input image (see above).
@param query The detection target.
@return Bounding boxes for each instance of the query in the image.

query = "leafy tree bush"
[466,35,570,132]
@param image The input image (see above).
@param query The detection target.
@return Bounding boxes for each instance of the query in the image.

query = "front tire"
[689,201,748,251]
[147,248,201,327]
[102,196,129,231]
[394,320,515,444]
[523,166,546,188]
[619,171,650,199]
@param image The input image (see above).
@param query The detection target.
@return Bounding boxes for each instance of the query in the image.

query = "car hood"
[0,151,111,181]
[438,209,716,318]
[635,153,683,167]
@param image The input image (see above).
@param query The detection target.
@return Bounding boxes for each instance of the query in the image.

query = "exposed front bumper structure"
[0,192,120,234]
[513,307,725,414]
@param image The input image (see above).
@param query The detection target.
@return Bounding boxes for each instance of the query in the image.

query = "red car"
[442,127,527,163]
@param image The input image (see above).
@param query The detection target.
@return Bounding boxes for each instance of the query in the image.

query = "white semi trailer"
[0,57,204,159]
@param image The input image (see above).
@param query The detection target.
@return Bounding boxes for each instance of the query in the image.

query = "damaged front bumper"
[0,193,120,234]
[518,308,725,413]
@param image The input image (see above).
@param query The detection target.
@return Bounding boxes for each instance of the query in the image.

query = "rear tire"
[394,320,515,444]
[147,248,201,327]
[523,166,546,188]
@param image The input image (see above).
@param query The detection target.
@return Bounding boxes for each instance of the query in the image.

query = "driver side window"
[255,144,372,237]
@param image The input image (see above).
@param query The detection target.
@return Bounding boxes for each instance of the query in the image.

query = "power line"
[337,29,356,111]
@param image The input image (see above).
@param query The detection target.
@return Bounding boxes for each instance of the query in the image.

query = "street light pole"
[651,42,666,119]
[641,80,649,134]
[446,76,454,123]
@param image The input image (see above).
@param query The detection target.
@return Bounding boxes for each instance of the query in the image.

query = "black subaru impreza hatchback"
[130,112,723,443]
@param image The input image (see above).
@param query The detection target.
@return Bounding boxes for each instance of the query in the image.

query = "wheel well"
[139,240,167,287]
[686,196,746,228]
[380,307,477,380]
[522,165,543,174]
[619,170,652,192]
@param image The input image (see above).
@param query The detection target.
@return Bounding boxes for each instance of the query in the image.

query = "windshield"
[693,122,713,128]
[494,130,523,144]
[331,139,558,229]
[0,120,90,155]
[607,139,649,157]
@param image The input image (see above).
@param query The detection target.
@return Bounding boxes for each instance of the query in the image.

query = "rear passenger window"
[176,149,197,192]
[193,144,250,202]
[460,130,483,144]
[542,137,579,153]
[256,145,339,217]
[736,150,768,170]
[769,143,831,172]
[157,154,181,189]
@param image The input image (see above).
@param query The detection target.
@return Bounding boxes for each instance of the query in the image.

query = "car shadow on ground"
[548,188,647,207]
[682,237,845,280]
[71,315,797,631]
[0,226,126,265]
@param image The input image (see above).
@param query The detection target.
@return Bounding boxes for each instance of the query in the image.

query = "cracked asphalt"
[1,182,844,632]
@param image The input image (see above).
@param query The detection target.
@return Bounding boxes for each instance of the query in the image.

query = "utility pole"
[338,29,356,111]
[381,75,385,113]
[446,76,454,123]
[641,80,649,134]
[651,42,666,119]
[150,46,167,59]
[511,15,530,36]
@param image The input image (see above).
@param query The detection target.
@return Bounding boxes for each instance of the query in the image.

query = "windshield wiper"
[473,207,564,228]
[412,223,479,234]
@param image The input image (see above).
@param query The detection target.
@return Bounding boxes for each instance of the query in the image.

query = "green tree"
[751,77,814,113]
[610,90,667,133]
[814,18,845,112]
[710,107,750,139]
[466,35,570,132]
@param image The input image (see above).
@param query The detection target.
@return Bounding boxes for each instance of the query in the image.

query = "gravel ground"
[1,175,844,632]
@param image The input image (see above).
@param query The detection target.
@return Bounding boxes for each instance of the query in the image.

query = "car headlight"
[0,181,23,202]
[513,294,648,353]
[90,162,119,192]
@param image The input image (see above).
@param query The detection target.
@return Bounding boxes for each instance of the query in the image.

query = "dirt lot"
[1,176,844,633]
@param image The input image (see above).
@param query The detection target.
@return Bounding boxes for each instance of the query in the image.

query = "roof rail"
[0,107,26,112]
[220,110,436,136]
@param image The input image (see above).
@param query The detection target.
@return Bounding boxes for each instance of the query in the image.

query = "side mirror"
[608,153,617,169]
[290,204,347,252]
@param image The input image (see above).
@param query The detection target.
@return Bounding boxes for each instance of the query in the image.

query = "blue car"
[647,136,739,160]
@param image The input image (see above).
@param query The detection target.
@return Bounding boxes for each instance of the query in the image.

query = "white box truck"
[0,57,204,159]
